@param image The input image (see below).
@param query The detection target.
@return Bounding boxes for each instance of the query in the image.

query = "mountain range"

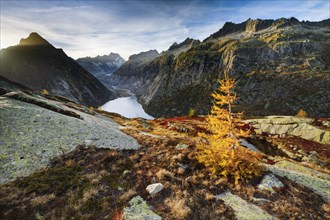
[1,17,329,117]
[0,33,116,107]
[110,17,330,117]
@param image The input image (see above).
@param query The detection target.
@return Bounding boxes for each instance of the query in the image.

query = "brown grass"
[31,193,56,206]
[65,159,75,167]
[165,197,191,219]
[156,169,175,181]
[119,189,136,203]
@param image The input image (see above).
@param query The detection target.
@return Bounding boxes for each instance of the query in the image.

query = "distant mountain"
[0,32,116,107]
[109,41,200,95]
[110,49,160,94]
[76,53,125,89]
[110,17,330,117]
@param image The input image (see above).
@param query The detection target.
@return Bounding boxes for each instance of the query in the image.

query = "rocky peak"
[108,52,124,61]
[168,38,200,51]
[245,18,273,33]
[167,38,201,57]
[128,49,159,63]
[272,17,300,28]
[19,32,53,47]
[206,17,301,40]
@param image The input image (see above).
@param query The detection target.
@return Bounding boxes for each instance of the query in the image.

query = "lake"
[101,96,154,119]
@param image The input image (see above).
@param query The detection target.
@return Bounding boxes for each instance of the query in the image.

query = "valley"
[0,14,329,220]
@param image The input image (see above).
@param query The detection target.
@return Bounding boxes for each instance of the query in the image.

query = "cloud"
[1,0,328,60]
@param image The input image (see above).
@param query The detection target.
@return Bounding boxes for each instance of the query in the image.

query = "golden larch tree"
[196,72,262,185]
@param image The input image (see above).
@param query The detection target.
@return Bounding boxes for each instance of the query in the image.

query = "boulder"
[175,143,189,150]
[146,183,164,195]
[124,196,162,220]
[215,191,277,220]
[258,174,284,193]
[265,160,330,203]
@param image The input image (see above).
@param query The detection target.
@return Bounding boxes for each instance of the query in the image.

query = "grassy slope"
[0,111,329,219]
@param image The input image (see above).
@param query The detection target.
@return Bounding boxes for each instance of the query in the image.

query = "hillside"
[0,88,329,219]
[76,53,125,89]
[110,17,330,117]
[110,49,160,94]
[0,33,116,107]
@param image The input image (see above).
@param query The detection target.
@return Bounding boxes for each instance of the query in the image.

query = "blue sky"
[1,0,329,59]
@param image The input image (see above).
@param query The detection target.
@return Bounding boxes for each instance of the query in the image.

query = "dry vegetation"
[196,74,263,185]
[0,111,329,219]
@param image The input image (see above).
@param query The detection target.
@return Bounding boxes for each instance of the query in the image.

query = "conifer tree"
[196,72,262,184]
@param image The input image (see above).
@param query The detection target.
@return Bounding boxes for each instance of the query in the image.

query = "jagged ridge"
[110,17,330,117]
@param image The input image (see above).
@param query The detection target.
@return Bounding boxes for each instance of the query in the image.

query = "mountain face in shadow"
[111,17,330,117]
[0,32,116,107]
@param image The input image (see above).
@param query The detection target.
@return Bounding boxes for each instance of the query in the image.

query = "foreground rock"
[146,183,164,195]
[245,116,330,144]
[216,191,277,220]
[0,95,139,184]
[266,160,330,203]
[124,196,162,220]
[0,114,329,219]
[257,174,284,193]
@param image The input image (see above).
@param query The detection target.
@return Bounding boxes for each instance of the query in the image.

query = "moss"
[81,198,103,214]
[17,166,84,196]
[101,173,122,189]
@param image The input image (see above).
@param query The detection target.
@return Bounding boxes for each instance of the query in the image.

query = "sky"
[1,0,329,60]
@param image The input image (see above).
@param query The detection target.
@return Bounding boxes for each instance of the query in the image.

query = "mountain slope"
[111,17,330,117]
[76,53,125,89]
[110,49,160,93]
[0,32,116,107]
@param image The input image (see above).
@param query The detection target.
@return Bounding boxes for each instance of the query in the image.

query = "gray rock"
[258,174,284,193]
[245,116,330,144]
[252,197,271,205]
[124,196,162,220]
[216,191,277,220]
[265,160,330,203]
[146,183,164,195]
[0,97,139,184]
[175,143,189,150]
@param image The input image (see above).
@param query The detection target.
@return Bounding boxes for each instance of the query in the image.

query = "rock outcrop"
[0,91,139,184]
[0,32,116,107]
[124,196,162,220]
[215,191,277,220]
[245,116,330,144]
[111,17,330,117]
